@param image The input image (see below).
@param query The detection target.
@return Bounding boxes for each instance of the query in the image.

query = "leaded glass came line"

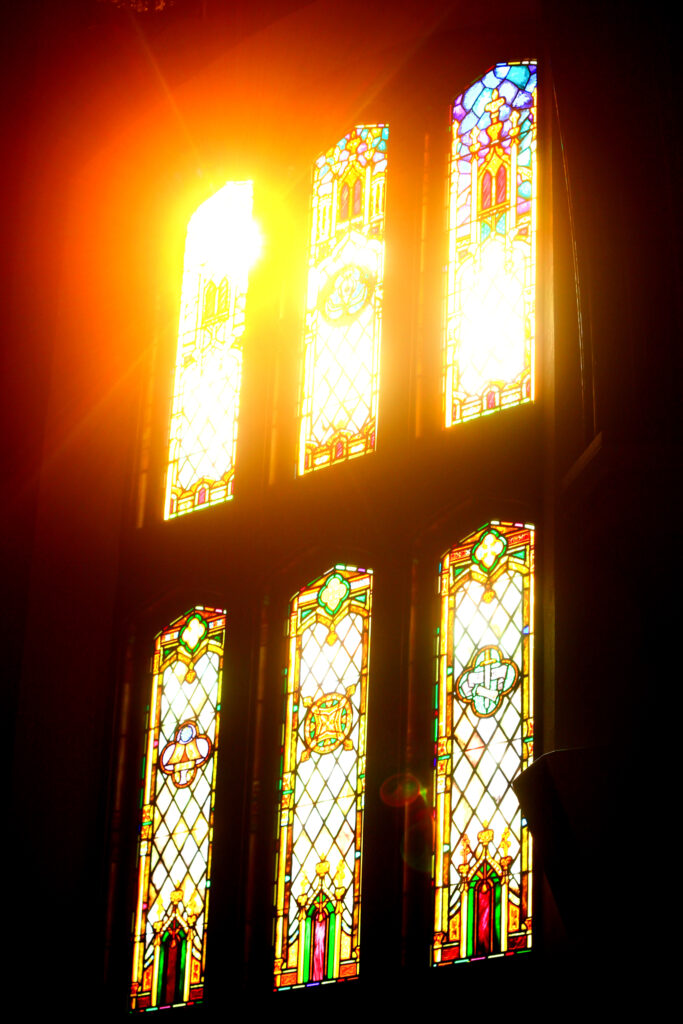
[433,523,534,965]
[298,127,389,474]
[274,567,372,988]
[131,608,225,1010]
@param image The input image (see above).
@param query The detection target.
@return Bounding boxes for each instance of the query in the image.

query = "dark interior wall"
[527,3,678,994]
[7,1,675,1016]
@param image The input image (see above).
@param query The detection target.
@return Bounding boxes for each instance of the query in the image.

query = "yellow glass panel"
[130,608,225,1010]
[298,126,389,475]
[274,566,373,988]
[433,523,534,965]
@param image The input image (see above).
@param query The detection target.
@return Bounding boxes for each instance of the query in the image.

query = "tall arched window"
[164,181,258,519]
[433,523,534,964]
[274,566,373,988]
[298,126,389,474]
[445,62,537,425]
[130,608,225,1010]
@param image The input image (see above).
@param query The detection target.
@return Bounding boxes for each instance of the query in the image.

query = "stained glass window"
[445,63,537,426]
[298,126,389,474]
[165,181,259,519]
[433,523,534,964]
[274,566,373,988]
[131,608,225,1010]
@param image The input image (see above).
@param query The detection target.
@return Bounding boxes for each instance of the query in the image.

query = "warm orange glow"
[165,181,260,520]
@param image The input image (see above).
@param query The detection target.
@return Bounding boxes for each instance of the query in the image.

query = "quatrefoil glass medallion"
[179,612,208,655]
[471,528,507,574]
[317,572,351,615]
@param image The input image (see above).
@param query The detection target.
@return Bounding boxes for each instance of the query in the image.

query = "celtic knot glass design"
[455,645,519,718]
[274,566,373,988]
[433,523,534,965]
[302,693,354,759]
[298,126,388,474]
[165,182,256,519]
[445,63,537,426]
[131,608,225,1010]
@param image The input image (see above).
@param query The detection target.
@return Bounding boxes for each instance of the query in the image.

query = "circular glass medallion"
[302,693,353,756]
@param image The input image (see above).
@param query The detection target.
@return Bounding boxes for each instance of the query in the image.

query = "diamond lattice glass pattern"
[433,523,534,965]
[274,566,372,989]
[131,608,225,1010]
[165,182,257,518]
[299,126,388,474]
[445,62,537,426]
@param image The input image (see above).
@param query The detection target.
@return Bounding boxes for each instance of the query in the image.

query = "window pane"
[298,126,389,474]
[165,182,257,518]
[274,566,373,987]
[445,63,537,425]
[433,523,534,964]
[130,608,225,1009]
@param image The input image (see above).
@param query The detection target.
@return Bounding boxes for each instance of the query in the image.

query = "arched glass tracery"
[165,181,257,519]
[298,125,389,474]
[445,62,537,425]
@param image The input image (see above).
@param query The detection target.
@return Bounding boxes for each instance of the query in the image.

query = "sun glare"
[185,181,261,283]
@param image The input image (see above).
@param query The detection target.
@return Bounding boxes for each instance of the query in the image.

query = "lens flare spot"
[380,772,422,807]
